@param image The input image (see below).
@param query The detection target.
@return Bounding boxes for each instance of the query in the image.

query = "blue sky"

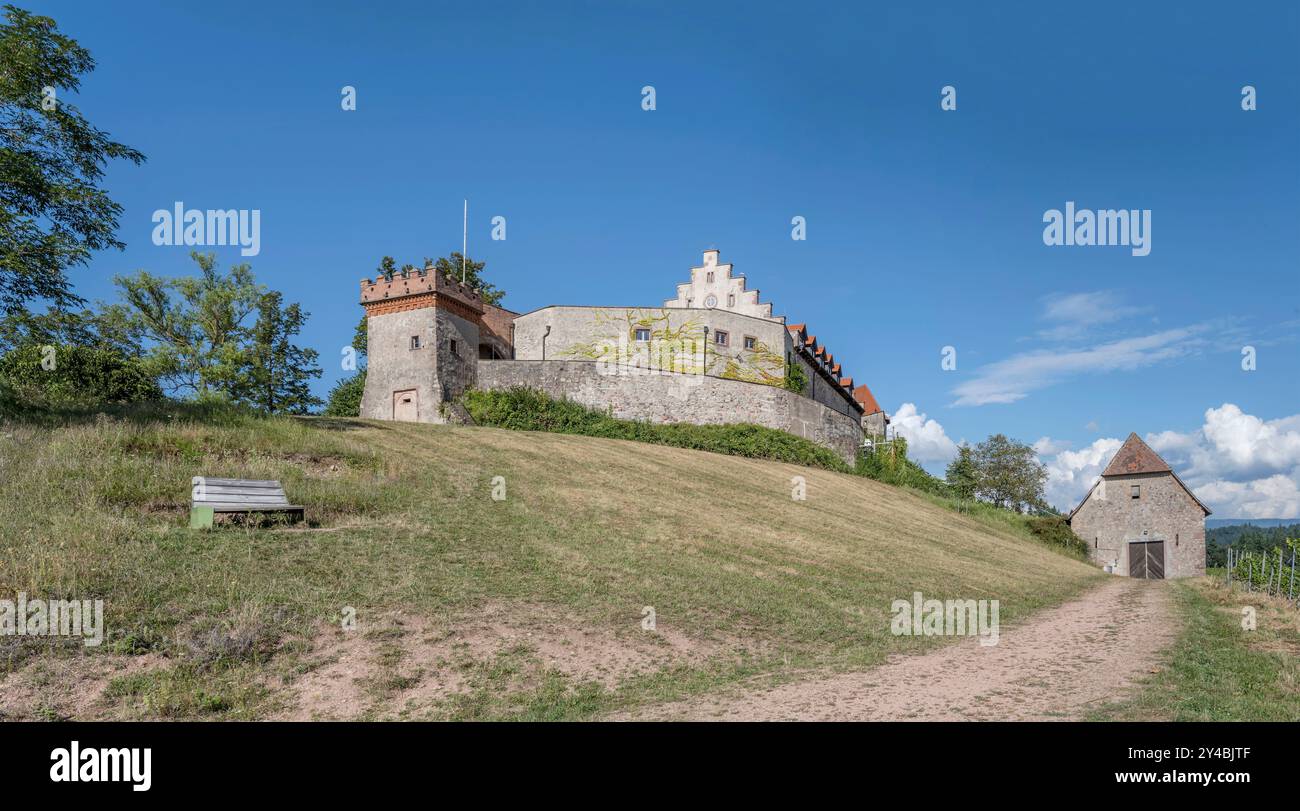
[28,1,1300,516]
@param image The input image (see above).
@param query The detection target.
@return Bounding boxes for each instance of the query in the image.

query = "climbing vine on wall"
[557,308,787,387]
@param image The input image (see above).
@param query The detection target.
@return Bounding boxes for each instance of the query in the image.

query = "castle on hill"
[358,249,888,464]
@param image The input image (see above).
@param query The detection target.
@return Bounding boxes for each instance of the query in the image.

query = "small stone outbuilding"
[1067,433,1211,579]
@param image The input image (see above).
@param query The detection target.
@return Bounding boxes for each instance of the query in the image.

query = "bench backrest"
[191,477,290,508]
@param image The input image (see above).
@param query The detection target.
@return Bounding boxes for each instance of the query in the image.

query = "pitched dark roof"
[1067,432,1212,520]
[1102,433,1172,477]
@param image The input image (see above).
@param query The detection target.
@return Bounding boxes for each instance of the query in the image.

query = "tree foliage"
[323,370,366,417]
[970,433,1048,513]
[0,342,162,406]
[238,291,322,414]
[102,252,322,413]
[0,4,145,315]
[945,444,978,501]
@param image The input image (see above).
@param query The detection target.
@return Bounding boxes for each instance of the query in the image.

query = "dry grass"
[0,404,1102,719]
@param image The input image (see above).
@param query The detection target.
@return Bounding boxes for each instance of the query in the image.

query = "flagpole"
[462,199,468,284]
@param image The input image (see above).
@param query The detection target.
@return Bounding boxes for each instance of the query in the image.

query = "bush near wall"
[1023,515,1090,556]
[461,386,852,472]
[324,370,366,417]
[855,436,951,497]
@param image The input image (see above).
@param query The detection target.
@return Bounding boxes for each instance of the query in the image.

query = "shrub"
[461,387,852,472]
[324,370,366,417]
[855,436,951,497]
[0,344,162,407]
[1023,515,1089,556]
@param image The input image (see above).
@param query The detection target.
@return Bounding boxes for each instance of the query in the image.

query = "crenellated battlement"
[359,266,485,316]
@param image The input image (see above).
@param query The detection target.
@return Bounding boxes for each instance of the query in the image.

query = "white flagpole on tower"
[462,199,468,284]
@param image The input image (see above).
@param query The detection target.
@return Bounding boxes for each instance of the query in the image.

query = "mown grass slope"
[0,404,1103,720]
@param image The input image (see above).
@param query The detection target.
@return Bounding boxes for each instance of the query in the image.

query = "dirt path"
[622,578,1177,721]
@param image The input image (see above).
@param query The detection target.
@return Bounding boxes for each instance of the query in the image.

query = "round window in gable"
[704,294,718,308]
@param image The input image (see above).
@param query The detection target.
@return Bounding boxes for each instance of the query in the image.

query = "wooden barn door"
[1128,541,1165,580]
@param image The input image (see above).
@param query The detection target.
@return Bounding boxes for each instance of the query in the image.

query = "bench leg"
[190,506,215,530]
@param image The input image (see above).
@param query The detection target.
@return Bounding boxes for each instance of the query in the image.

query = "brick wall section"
[1069,471,1207,579]
[476,359,863,465]
[480,303,518,358]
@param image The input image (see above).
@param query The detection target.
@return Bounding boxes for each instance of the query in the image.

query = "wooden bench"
[190,477,304,528]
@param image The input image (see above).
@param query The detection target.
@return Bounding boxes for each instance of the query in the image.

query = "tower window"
[449,339,458,356]
[634,328,651,342]
[714,330,729,347]
[410,335,422,350]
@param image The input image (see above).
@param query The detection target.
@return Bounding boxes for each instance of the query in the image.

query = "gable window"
[1131,484,1140,499]
[728,294,736,307]
[686,298,692,307]
[714,330,729,347]
[410,335,422,350]
[743,335,756,350]
[634,328,651,342]
[706,271,715,283]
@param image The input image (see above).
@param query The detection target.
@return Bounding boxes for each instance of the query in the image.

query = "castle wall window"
[1131,484,1140,499]
[450,339,458,356]
[634,328,651,342]
[714,330,729,347]
[410,335,422,350]
[743,335,756,350]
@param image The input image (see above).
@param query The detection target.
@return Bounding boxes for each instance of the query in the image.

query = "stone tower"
[358,266,485,422]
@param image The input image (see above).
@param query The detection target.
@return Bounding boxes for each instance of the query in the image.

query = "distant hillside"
[1207,518,1300,529]
[0,403,1101,720]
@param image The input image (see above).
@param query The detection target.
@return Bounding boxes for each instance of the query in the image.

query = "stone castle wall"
[475,359,863,464]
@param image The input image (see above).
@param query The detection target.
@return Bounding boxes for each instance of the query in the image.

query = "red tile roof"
[852,384,883,415]
[1068,433,1211,519]
[1101,433,1172,477]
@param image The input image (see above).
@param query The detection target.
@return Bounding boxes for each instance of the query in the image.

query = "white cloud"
[952,325,1210,406]
[1037,404,1300,518]
[1037,291,1148,341]
[891,402,958,465]
[1041,437,1123,512]
[1032,436,1072,456]
[1194,475,1300,520]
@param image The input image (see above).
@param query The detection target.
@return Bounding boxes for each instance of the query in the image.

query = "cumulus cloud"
[1195,476,1300,520]
[891,402,959,465]
[1040,437,1123,512]
[1032,436,1072,456]
[1036,404,1300,518]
